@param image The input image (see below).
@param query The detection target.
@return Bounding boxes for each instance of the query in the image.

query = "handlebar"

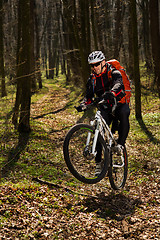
[75,97,117,115]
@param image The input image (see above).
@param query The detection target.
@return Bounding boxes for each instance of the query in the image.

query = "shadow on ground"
[1,132,30,178]
[137,118,159,144]
[81,192,142,221]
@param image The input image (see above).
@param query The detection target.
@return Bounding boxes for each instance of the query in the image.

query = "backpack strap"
[91,63,112,94]
[107,63,113,83]
[91,74,96,95]
[107,69,112,82]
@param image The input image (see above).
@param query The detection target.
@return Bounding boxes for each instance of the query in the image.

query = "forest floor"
[0,75,160,239]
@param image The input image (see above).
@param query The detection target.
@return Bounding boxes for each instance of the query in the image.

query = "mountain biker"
[76,51,130,176]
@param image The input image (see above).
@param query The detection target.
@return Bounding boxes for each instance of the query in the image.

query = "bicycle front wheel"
[108,145,128,190]
[63,123,109,184]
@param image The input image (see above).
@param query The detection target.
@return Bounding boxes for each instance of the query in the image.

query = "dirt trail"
[31,85,160,239]
[1,85,159,239]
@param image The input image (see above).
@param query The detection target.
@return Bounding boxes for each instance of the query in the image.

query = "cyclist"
[76,51,130,176]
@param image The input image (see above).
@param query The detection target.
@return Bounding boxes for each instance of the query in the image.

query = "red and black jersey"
[85,63,125,104]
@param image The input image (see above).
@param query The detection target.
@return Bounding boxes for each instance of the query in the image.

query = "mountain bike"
[63,98,128,190]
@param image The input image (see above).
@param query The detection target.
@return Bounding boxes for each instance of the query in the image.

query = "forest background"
[0,0,160,131]
[0,0,160,239]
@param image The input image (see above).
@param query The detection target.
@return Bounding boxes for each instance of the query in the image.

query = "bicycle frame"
[86,109,124,168]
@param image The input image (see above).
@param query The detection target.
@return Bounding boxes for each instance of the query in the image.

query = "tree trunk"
[130,0,142,119]
[18,0,32,133]
[149,0,160,96]
[128,13,134,79]
[79,0,91,87]
[47,7,54,79]
[12,0,22,128]
[12,0,32,133]
[141,0,152,70]
[62,0,90,90]
[0,0,7,97]
[113,0,124,59]
[30,0,36,91]
[35,2,42,89]
[58,0,66,76]
[90,0,98,50]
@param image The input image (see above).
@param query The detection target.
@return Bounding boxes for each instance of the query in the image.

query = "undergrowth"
[0,69,159,188]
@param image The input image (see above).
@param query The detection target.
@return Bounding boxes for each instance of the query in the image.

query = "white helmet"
[88,51,105,64]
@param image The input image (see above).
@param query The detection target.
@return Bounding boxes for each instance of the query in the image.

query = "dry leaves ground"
[0,78,160,239]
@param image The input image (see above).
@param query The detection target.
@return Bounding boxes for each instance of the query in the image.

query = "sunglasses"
[90,61,102,68]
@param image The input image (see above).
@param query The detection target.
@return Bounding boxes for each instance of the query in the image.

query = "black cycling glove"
[75,104,86,112]
[102,91,115,105]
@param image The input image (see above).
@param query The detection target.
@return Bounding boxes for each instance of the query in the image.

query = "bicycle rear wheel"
[63,123,109,184]
[108,145,128,190]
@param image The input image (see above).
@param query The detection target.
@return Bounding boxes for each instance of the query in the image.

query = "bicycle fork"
[85,120,100,157]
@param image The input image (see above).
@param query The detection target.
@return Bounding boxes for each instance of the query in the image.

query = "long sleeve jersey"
[85,63,125,104]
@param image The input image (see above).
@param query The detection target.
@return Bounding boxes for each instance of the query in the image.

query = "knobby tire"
[108,145,128,190]
[63,123,109,184]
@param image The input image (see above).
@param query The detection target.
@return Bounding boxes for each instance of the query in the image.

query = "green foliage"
[0,70,159,239]
[1,70,159,184]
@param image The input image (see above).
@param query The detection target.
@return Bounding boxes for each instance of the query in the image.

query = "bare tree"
[0,0,7,97]
[149,0,160,96]
[130,0,142,119]
[12,0,32,133]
